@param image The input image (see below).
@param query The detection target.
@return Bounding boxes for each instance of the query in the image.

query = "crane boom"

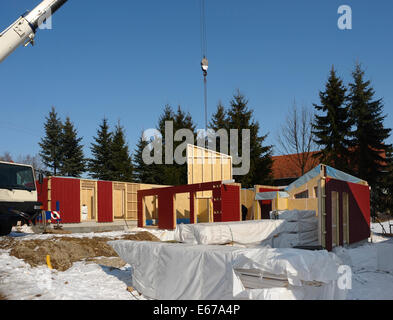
[0,0,68,64]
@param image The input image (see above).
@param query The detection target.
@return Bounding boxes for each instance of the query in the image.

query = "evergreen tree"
[89,118,113,180]
[172,106,196,185]
[312,66,352,171]
[153,104,176,185]
[348,64,393,214]
[39,107,63,176]
[110,121,134,182]
[59,117,85,177]
[227,91,273,187]
[209,102,229,154]
[133,132,155,183]
[154,105,196,185]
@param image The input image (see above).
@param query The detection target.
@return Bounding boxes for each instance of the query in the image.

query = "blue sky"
[0,0,392,160]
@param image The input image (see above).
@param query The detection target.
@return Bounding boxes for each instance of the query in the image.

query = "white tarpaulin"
[255,191,290,200]
[271,210,316,221]
[279,218,318,233]
[273,230,319,248]
[175,220,284,246]
[109,241,347,300]
[175,217,319,248]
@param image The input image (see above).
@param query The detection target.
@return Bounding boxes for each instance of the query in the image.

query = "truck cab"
[0,161,43,236]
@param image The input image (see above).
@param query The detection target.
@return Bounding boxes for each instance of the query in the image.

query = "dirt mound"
[0,237,15,250]
[4,231,160,272]
[122,231,160,242]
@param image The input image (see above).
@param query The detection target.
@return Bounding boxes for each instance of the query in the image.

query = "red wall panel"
[37,178,49,211]
[325,178,370,251]
[51,177,81,223]
[158,190,174,230]
[221,184,241,222]
[97,181,113,223]
[258,187,279,219]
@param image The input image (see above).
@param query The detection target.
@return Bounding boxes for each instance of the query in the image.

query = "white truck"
[0,161,44,235]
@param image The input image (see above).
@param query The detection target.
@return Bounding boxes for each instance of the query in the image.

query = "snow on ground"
[0,224,392,300]
[370,219,392,235]
[0,252,140,300]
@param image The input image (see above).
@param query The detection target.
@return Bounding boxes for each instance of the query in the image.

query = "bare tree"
[276,102,319,175]
[0,152,13,162]
[16,154,47,175]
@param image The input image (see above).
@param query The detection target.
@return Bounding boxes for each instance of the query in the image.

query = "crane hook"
[201,56,208,77]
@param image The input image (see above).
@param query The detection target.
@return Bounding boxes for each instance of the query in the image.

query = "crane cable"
[200,0,208,133]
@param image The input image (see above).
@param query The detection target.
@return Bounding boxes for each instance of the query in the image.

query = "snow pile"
[370,220,392,235]
[109,240,346,300]
[0,250,139,300]
[334,241,393,274]
[271,210,319,248]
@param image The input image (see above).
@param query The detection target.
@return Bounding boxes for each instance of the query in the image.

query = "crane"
[200,0,209,133]
[0,0,68,64]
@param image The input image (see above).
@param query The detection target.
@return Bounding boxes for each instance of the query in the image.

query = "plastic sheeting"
[279,219,318,233]
[255,191,290,200]
[273,230,319,248]
[284,164,363,193]
[271,210,317,221]
[269,210,319,248]
[109,241,347,300]
[175,220,284,246]
[175,213,319,248]
[326,166,362,185]
[285,165,321,192]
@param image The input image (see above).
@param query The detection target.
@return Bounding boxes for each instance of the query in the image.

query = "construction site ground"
[0,223,392,300]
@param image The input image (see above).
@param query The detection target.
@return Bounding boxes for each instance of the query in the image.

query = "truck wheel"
[0,223,12,236]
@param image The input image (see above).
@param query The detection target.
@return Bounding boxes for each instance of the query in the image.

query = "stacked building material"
[174,220,284,246]
[270,210,319,248]
[109,240,347,300]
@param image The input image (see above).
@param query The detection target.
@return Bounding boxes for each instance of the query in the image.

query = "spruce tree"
[133,131,156,184]
[227,91,273,187]
[110,121,134,182]
[59,117,85,177]
[172,106,196,185]
[312,66,352,171]
[209,102,229,154]
[155,105,196,185]
[348,64,392,214]
[153,105,176,185]
[39,107,63,176]
[89,118,113,180]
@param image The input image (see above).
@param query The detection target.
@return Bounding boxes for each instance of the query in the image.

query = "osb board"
[81,180,95,189]
[287,198,318,212]
[80,179,97,221]
[81,188,96,220]
[187,144,232,198]
[110,182,169,221]
[126,183,138,220]
[241,189,254,207]
[286,174,321,200]
[143,195,158,220]
[174,193,190,219]
[272,197,288,211]
[113,188,126,219]
[196,198,210,223]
